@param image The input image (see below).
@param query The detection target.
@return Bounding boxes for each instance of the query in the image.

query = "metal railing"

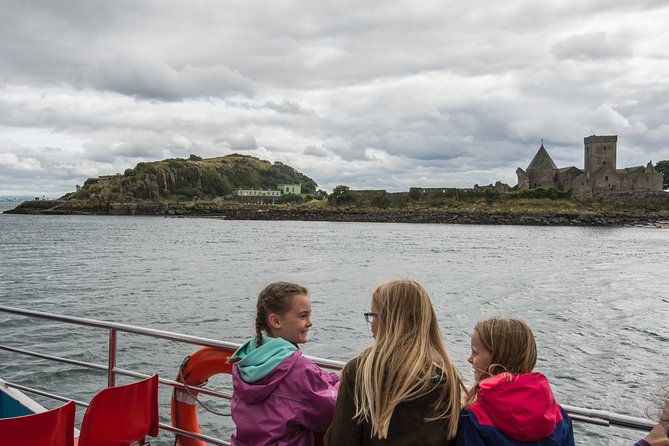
[0,305,249,445]
[0,305,657,445]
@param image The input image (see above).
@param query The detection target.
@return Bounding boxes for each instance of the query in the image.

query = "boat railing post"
[108,328,117,387]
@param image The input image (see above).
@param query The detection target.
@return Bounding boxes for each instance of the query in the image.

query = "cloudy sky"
[1,0,669,197]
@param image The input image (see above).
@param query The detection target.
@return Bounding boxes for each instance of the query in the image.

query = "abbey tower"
[584,135,617,173]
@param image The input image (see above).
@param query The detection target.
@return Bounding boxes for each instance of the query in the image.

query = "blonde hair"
[353,280,463,439]
[465,316,537,404]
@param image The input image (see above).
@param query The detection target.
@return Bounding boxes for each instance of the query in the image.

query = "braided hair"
[254,282,308,346]
[229,282,307,365]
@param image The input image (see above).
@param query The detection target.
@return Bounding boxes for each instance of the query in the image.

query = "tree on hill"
[655,160,669,190]
[263,162,317,193]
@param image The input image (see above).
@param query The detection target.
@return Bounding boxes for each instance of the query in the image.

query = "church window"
[605,176,609,181]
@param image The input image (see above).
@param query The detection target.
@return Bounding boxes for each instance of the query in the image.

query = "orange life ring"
[171,346,235,446]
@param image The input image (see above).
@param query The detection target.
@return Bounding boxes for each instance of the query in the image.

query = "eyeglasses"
[363,312,381,323]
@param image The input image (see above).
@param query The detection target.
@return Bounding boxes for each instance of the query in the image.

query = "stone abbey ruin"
[516,135,663,199]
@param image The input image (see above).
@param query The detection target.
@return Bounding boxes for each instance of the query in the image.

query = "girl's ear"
[268,313,281,330]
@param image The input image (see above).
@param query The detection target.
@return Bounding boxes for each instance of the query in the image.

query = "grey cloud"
[266,100,313,115]
[551,32,632,61]
[303,145,330,158]
[0,146,97,197]
[83,141,161,163]
[212,134,258,151]
[2,1,669,197]
[230,135,258,151]
[79,51,254,101]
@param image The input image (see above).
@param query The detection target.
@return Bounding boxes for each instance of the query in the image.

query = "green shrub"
[371,193,391,208]
[201,169,231,196]
[329,185,355,205]
[168,159,186,169]
[391,194,410,208]
[509,187,566,200]
[277,194,304,204]
[408,188,422,200]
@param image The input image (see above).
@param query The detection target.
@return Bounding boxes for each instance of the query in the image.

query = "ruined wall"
[555,169,582,191]
[583,191,669,206]
[350,190,387,205]
[570,172,593,197]
[617,166,664,192]
[526,169,557,189]
[516,169,529,190]
[234,195,277,204]
[589,165,621,191]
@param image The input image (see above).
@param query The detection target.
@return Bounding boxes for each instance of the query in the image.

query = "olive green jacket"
[324,356,458,446]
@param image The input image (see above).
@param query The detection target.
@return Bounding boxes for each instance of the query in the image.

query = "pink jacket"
[231,338,340,446]
[455,372,574,446]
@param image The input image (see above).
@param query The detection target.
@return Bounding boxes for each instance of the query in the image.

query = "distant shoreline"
[4,200,669,228]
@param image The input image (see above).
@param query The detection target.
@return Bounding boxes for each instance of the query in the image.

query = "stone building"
[233,183,301,204]
[516,135,663,198]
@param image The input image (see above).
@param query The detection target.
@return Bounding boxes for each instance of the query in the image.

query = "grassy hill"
[62,154,318,203]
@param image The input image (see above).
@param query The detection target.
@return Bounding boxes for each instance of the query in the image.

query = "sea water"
[1,205,667,445]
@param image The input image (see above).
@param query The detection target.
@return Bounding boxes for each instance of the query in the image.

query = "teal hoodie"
[232,337,297,383]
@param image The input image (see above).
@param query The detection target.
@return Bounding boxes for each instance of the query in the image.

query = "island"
[5,136,669,228]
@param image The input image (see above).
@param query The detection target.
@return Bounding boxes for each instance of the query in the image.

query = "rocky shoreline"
[193,207,669,227]
[5,200,669,228]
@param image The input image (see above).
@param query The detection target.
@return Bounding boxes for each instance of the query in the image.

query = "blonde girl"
[324,279,463,446]
[456,317,574,446]
[465,316,537,404]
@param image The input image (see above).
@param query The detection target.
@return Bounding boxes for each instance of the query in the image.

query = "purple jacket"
[231,338,340,446]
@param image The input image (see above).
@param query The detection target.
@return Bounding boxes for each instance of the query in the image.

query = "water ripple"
[1,215,668,445]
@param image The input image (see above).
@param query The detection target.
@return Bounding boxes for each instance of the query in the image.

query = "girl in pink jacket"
[229,282,339,446]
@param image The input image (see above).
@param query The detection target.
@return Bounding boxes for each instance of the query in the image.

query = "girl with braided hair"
[229,282,339,446]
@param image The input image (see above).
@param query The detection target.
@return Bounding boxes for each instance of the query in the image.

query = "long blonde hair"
[353,279,463,439]
[465,316,537,404]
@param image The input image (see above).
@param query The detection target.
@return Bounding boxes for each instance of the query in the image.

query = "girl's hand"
[644,401,669,446]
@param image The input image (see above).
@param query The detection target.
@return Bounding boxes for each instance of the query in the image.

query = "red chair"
[0,400,76,446]
[76,374,159,446]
